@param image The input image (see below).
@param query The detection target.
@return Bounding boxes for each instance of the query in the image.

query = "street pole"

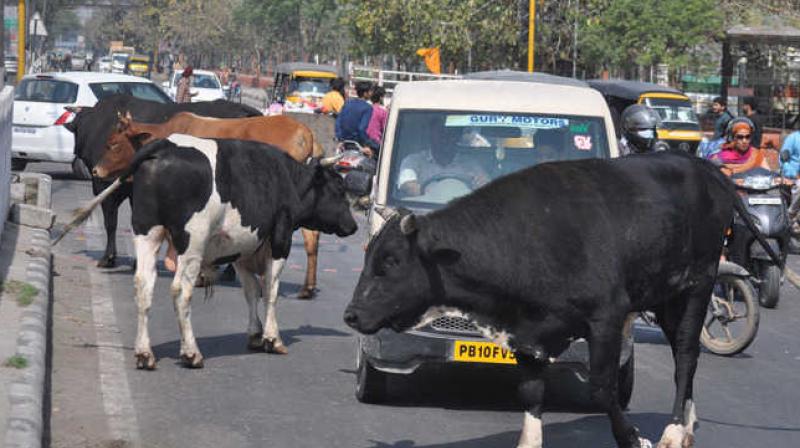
[527,0,535,72]
[17,0,25,82]
[572,0,579,79]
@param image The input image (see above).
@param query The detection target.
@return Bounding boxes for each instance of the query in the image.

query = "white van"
[356,72,631,405]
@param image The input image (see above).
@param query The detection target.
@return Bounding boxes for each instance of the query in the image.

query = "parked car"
[4,55,18,81]
[11,72,172,176]
[162,69,225,102]
[71,53,86,71]
[355,72,635,406]
[97,56,112,73]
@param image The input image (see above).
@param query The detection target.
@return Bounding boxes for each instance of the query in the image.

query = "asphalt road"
[35,161,800,448]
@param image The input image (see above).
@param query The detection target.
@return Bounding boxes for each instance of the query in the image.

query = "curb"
[4,175,53,448]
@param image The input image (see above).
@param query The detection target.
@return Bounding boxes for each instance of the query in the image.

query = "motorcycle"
[699,260,760,356]
[727,166,790,308]
[334,140,377,210]
[640,260,759,357]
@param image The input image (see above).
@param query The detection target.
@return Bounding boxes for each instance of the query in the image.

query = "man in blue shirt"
[781,130,800,178]
[336,81,380,157]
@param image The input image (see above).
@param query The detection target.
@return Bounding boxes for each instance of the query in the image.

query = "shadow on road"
[151,324,350,361]
[362,412,670,448]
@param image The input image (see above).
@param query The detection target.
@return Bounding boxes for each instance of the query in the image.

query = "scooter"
[334,140,377,210]
[727,165,790,308]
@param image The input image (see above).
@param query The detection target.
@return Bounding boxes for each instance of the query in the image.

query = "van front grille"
[429,316,481,335]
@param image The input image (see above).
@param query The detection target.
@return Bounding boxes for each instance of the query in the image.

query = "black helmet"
[621,104,660,153]
[724,117,755,142]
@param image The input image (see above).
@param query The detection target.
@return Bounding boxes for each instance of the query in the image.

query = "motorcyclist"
[709,117,771,175]
[619,104,661,155]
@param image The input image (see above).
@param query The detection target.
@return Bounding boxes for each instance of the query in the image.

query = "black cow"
[63,94,262,268]
[62,135,357,369]
[344,151,777,448]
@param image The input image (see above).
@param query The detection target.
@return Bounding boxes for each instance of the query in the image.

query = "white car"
[97,56,112,73]
[110,52,130,74]
[162,69,226,102]
[11,71,173,177]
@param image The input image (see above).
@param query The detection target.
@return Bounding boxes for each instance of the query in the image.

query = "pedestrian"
[780,127,800,180]
[366,85,388,144]
[335,81,380,158]
[711,96,735,140]
[742,97,765,149]
[175,66,197,103]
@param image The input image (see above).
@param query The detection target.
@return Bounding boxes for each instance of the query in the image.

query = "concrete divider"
[1,86,13,241]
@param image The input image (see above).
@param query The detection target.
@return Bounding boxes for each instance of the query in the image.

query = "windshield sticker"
[573,135,593,151]
[446,115,569,129]
[569,123,589,133]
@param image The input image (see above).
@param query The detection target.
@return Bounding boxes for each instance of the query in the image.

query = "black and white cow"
[63,94,262,268]
[344,151,778,448]
[65,134,357,369]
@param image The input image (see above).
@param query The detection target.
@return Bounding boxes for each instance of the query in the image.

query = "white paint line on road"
[85,207,141,446]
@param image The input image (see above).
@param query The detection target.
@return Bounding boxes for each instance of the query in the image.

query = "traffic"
[3,2,800,448]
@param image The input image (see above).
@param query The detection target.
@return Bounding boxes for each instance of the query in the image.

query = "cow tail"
[51,178,125,246]
[698,158,784,270]
[52,142,165,246]
[730,187,784,269]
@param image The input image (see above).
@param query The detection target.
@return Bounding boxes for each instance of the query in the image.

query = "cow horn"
[374,206,396,221]
[400,214,417,235]
[319,153,344,167]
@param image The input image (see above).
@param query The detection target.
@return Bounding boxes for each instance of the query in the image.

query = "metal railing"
[348,63,461,96]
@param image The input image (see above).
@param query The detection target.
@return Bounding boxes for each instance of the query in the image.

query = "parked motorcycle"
[727,166,790,308]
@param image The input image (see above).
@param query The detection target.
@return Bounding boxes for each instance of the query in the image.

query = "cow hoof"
[135,352,156,370]
[181,352,205,368]
[97,256,116,268]
[297,287,317,300]
[264,338,288,354]
[682,434,695,448]
[247,334,265,350]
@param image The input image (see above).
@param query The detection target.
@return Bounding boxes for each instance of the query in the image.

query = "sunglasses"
[734,134,752,140]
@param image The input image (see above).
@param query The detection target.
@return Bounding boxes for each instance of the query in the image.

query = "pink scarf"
[714,145,753,164]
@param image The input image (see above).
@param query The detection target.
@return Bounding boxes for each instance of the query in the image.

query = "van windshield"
[645,97,699,130]
[387,110,610,209]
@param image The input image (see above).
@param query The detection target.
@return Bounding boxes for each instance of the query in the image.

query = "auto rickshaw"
[588,80,703,155]
[268,62,338,113]
[125,54,151,79]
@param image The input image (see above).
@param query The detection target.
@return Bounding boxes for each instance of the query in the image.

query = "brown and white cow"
[95,111,327,300]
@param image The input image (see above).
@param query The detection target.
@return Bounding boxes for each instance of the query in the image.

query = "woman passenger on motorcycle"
[709,117,771,176]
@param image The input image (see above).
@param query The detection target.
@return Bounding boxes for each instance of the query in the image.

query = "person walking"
[711,96,735,140]
[366,86,388,144]
[742,97,765,149]
[175,66,197,103]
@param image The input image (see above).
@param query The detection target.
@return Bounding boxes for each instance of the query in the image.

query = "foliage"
[4,355,28,369]
[341,0,520,71]
[579,0,722,77]
[0,279,38,307]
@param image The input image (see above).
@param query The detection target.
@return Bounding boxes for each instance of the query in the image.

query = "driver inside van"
[397,118,490,197]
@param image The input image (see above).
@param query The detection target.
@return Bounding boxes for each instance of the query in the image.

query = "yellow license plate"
[453,341,517,364]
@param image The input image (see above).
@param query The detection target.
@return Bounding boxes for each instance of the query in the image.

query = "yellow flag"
[416,47,441,74]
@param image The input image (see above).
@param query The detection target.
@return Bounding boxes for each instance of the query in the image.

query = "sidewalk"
[0,174,54,448]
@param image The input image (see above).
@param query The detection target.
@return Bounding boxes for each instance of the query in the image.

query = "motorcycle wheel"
[758,263,781,309]
[700,274,759,356]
